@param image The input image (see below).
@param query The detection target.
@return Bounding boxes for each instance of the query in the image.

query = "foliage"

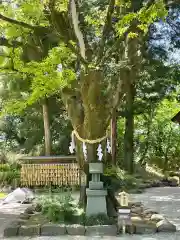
[36,192,78,223]
[0,0,168,113]
[134,98,180,171]
[0,163,20,185]
[104,165,144,191]
[0,99,72,155]
[0,0,179,175]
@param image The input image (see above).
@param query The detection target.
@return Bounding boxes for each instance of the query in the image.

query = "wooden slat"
[20,163,86,187]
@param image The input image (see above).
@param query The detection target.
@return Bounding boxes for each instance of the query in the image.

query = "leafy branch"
[0,14,39,30]
[97,0,116,63]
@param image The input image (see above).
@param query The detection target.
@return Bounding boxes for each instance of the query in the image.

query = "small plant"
[36,191,78,223]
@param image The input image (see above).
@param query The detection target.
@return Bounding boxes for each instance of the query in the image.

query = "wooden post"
[42,98,51,156]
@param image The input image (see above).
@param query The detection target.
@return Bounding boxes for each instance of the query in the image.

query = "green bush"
[0,163,20,186]
[37,192,78,223]
[0,169,20,185]
[0,164,11,172]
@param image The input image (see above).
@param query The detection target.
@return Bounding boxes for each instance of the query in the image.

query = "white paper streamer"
[106,138,111,153]
[57,64,63,72]
[97,144,103,161]
[69,132,75,154]
[82,142,87,161]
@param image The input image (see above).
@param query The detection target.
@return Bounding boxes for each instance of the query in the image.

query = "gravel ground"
[2,187,180,240]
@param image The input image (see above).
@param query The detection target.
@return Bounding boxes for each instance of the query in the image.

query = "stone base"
[86,188,107,216]
[89,181,103,190]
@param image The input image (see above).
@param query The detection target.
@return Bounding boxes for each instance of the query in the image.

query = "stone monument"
[86,162,107,216]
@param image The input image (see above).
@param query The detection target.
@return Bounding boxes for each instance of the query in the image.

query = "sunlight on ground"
[0,192,7,199]
[146,164,165,178]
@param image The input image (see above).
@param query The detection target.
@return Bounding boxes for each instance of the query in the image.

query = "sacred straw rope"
[73,129,108,144]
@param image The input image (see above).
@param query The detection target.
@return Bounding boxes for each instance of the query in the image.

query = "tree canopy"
[0,0,179,172]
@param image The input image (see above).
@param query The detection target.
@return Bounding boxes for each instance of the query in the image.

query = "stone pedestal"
[86,163,107,216]
[86,189,107,216]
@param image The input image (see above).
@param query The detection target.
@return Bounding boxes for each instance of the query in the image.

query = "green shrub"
[0,164,11,172]
[0,169,20,185]
[37,192,78,223]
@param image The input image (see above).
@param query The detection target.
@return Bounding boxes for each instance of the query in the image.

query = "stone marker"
[86,163,107,216]
[117,191,130,234]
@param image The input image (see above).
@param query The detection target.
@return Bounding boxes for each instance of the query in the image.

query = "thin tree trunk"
[111,110,117,165]
[163,126,173,172]
[42,98,51,156]
[139,112,154,166]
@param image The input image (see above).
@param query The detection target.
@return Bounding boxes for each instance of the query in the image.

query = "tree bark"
[62,70,121,215]
[42,98,51,156]
[111,110,117,165]
[123,80,135,174]
[123,21,139,174]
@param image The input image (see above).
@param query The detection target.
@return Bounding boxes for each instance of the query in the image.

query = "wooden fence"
[20,156,86,187]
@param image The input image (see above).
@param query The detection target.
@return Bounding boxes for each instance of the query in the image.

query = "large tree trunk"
[62,70,121,216]
[42,98,51,156]
[111,110,117,165]
[123,82,135,174]
[123,24,139,174]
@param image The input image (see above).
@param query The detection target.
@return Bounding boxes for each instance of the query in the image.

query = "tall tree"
[0,0,169,210]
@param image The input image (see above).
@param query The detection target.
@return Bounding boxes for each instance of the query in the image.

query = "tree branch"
[165,0,180,8]
[66,41,88,65]
[0,14,38,30]
[144,0,156,9]
[97,0,115,63]
[0,37,23,48]
[0,67,28,75]
[112,79,125,111]
[0,37,39,53]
